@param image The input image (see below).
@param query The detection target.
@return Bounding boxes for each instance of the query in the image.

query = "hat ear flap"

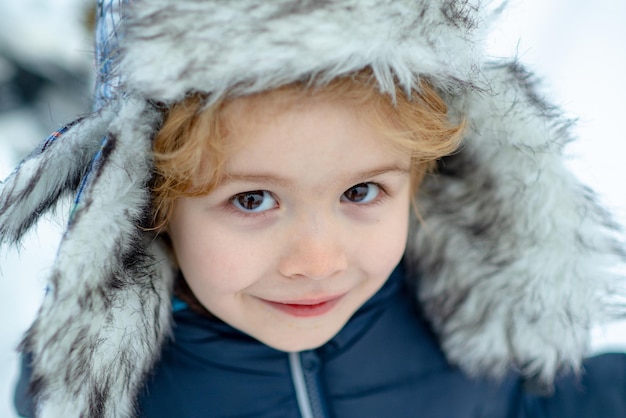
[0,105,118,245]
[408,62,626,384]
[22,98,176,418]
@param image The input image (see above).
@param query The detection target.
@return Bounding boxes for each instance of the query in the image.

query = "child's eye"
[231,190,277,213]
[341,183,381,204]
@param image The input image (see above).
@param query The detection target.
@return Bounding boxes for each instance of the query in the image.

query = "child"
[3,0,626,417]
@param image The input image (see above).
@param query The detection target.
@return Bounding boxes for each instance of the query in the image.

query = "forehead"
[220,84,393,143]
[220,74,390,126]
[217,93,410,185]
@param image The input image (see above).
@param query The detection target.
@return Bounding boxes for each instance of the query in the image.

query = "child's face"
[168,93,412,351]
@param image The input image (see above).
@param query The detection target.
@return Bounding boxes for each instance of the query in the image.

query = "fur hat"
[1,0,624,416]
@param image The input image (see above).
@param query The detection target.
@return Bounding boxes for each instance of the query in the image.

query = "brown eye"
[232,190,277,213]
[341,183,380,203]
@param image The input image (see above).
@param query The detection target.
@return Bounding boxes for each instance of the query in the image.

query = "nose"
[278,214,348,280]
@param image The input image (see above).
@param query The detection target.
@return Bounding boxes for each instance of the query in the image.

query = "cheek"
[354,202,410,276]
[169,212,271,297]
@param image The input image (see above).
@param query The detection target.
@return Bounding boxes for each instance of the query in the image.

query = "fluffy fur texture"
[0,0,624,416]
[119,0,486,103]
[407,62,625,383]
[0,107,116,244]
[20,98,175,417]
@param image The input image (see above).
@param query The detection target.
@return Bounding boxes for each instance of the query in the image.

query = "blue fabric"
[94,0,127,109]
[171,296,189,313]
[520,354,626,418]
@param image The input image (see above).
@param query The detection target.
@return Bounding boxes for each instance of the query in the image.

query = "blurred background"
[0,1,625,416]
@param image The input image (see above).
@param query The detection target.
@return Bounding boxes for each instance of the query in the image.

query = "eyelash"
[225,181,391,219]
[226,190,280,219]
[344,182,390,206]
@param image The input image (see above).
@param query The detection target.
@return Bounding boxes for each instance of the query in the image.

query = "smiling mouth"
[261,295,344,317]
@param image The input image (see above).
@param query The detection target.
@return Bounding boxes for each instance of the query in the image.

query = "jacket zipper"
[288,352,329,418]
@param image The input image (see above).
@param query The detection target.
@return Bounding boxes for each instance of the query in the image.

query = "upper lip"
[262,294,345,305]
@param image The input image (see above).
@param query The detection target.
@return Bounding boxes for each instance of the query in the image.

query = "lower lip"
[263,296,344,318]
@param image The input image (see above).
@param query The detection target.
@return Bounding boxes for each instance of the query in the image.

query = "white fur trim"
[26,99,175,417]
[409,63,625,382]
[120,0,486,102]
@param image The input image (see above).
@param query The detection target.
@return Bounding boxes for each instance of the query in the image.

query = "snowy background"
[1,1,625,416]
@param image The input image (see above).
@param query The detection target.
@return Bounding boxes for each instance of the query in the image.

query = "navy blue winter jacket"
[15,265,626,417]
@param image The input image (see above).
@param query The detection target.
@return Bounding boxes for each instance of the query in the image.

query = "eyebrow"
[218,163,410,189]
